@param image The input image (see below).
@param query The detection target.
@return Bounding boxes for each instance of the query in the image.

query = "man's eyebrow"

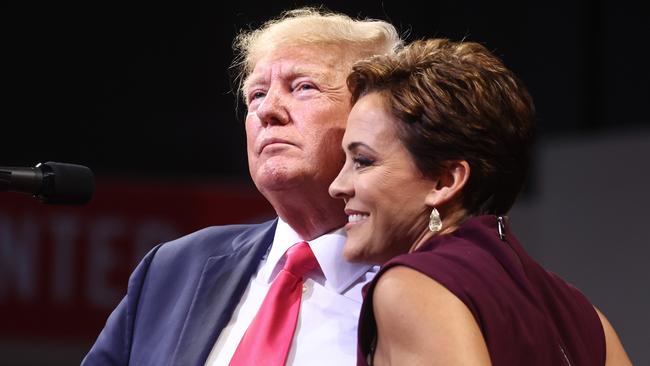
[244,66,335,93]
[289,67,333,84]
[243,76,264,95]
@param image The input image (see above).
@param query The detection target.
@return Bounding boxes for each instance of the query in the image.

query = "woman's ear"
[424,160,470,208]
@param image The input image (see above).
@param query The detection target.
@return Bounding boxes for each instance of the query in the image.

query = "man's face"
[244,44,352,197]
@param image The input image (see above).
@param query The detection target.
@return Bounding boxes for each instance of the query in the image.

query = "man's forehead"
[244,49,348,91]
[248,64,341,89]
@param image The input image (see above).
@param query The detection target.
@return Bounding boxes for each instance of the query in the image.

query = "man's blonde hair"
[232,7,403,100]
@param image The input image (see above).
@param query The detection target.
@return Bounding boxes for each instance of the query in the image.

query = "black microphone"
[0,162,94,204]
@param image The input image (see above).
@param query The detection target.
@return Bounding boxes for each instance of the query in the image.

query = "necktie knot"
[283,241,318,278]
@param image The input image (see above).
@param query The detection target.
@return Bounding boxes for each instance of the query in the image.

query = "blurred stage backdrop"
[1,1,648,364]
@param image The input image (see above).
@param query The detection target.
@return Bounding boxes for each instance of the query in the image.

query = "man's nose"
[256,88,290,126]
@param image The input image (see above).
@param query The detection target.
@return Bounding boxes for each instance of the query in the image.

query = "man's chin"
[253,171,305,193]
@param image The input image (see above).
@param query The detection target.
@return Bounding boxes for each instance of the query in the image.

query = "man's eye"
[246,90,266,105]
[294,82,317,92]
[248,91,266,103]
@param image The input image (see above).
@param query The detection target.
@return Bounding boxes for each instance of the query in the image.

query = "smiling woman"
[329,38,632,365]
[329,92,437,264]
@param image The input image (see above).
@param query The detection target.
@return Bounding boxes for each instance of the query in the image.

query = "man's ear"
[424,160,470,208]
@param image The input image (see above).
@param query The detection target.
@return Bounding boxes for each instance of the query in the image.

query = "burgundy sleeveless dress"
[357,215,605,366]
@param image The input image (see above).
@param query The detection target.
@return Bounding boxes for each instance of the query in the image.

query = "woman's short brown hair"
[347,39,535,215]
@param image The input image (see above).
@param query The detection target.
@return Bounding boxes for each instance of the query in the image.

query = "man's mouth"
[258,138,294,153]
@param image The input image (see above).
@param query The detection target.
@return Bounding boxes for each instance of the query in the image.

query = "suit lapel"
[171,220,277,365]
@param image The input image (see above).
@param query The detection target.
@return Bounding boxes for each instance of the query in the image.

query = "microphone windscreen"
[41,162,95,204]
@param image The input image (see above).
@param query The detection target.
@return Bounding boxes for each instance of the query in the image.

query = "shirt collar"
[261,217,373,294]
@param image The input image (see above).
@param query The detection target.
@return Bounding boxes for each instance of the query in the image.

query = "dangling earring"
[428,207,442,233]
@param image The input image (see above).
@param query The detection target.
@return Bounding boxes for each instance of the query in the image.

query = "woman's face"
[329,92,436,264]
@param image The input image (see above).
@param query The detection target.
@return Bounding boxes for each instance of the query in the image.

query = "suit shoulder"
[152,219,277,266]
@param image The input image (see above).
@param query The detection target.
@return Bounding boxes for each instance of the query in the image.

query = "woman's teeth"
[348,214,369,223]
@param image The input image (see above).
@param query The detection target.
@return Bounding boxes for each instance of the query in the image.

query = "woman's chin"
[343,241,380,264]
[342,242,366,263]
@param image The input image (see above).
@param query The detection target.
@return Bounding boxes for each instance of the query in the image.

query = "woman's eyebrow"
[347,141,377,153]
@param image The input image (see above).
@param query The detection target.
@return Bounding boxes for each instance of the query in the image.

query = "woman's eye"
[353,156,374,169]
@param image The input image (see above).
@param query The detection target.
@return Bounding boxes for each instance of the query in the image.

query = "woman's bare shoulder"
[594,307,632,366]
[371,265,491,365]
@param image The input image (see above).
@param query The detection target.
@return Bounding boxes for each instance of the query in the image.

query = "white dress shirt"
[204,218,377,366]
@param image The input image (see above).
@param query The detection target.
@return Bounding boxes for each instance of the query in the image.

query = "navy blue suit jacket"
[82,219,278,365]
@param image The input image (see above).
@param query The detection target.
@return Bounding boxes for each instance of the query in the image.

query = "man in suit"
[82,8,402,365]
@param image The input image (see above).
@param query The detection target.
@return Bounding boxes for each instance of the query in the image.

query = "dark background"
[2,1,648,364]
[4,1,647,178]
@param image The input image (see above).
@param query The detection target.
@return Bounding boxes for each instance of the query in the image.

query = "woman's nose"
[329,167,353,201]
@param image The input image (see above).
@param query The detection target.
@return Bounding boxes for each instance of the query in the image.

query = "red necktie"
[229,241,319,366]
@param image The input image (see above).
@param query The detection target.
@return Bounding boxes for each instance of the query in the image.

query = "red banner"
[0,178,274,341]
